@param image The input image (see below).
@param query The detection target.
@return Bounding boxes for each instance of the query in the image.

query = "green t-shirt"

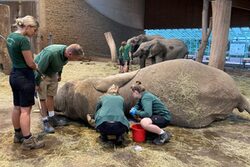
[6,33,31,68]
[118,46,125,59]
[134,91,171,122]
[123,43,132,61]
[34,44,68,85]
[94,94,130,129]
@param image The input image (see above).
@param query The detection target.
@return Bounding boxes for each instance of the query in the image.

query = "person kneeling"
[94,84,130,145]
[129,81,172,145]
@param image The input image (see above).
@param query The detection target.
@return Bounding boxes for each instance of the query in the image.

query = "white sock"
[42,117,48,122]
[159,129,165,135]
[48,111,55,117]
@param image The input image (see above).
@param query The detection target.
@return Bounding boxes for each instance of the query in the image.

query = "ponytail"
[130,81,145,93]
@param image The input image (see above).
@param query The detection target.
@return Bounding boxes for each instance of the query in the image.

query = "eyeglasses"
[29,25,38,32]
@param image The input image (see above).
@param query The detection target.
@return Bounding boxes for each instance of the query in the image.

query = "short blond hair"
[15,15,39,28]
[107,84,119,94]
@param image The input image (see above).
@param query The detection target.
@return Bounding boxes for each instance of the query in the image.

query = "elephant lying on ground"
[133,38,189,68]
[55,59,250,128]
[127,34,164,53]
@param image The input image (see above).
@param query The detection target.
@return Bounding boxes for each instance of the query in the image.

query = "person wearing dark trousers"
[129,81,172,145]
[94,84,130,145]
[6,15,44,150]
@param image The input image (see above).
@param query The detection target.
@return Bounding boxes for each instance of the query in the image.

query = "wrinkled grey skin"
[127,34,164,53]
[55,59,250,128]
[133,38,188,68]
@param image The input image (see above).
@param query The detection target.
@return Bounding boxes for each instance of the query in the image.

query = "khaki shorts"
[38,74,58,100]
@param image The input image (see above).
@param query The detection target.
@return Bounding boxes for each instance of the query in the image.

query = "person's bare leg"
[46,96,54,112]
[12,106,21,129]
[20,106,31,136]
[40,97,55,133]
[40,100,48,117]
[140,118,162,135]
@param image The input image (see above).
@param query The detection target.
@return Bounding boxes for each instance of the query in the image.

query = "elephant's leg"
[139,56,146,68]
[151,57,156,64]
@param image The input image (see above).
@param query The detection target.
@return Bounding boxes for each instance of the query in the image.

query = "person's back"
[95,94,129,128]
[94,84,129,145]
[35,44,68,77]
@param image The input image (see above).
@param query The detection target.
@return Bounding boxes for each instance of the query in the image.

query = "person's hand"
[35,85,40,92]
[57,76,61,82]
[129,107,137,116]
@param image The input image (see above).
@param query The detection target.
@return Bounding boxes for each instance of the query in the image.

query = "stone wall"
[0,4,11,74]
[39,0,143,57]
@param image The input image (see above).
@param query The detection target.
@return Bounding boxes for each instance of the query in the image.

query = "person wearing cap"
[34,44,84,133]
[129,81,172,145]
[6,15,45,150]
[94,84,130,145]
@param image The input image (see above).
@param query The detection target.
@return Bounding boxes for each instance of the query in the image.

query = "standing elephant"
[127,34,164,53]
[54,59,250,128]
[133,38,188,68]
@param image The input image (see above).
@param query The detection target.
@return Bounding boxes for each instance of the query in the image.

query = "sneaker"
[153,131,171,145]
[99,134,108,142]
[48,116,68,127]
[14,131,24,143]
[146,132,158,141]
[43,121,55,133]
[115,135,124,146]
[21,136,45,150]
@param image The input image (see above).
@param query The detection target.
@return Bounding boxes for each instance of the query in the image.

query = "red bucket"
[131,124,146,143]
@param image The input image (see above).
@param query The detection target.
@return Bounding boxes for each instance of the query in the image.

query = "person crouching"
[94,84,130,145]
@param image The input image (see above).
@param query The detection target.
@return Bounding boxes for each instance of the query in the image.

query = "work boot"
[115,135,124,146]
[14,131,24,143]
[99,134,108,142]
[43,121,55,133]
[48,116,68,127]
[21,136,45,150]
[153,131,171,145]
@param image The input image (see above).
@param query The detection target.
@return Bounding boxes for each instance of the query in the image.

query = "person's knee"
[140,118,151,128]
[20,107,32,114]
[14,106,21,111]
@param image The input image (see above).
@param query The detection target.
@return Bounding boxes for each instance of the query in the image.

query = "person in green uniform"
[6,15,45,150]
[118,41,126,73]
[35,44,84,133]
[123,42,132,72]
[129,81,172,145]
[95,84,130,145]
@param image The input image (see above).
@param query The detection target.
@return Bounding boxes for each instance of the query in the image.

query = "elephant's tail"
[237,94,250,114]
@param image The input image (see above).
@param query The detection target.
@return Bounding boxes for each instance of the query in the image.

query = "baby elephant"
[133,38,188,68]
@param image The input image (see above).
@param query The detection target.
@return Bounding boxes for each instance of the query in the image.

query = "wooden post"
[0,4,11,75]
[104,32,117,62]
[208,0,232,70]
[196,0,210,63]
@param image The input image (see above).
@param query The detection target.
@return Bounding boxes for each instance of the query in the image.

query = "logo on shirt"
[7,38,15,47]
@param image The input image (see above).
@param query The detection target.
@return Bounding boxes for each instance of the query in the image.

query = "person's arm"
[94,98,102,119]
[20,37,37,70]
[35,53,50,85]
[22,50,37,70]
[136,96,153,118]
[58,70,62,82]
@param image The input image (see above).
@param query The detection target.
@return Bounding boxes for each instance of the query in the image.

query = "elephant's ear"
[148,40,163,58]
[93,70,139,92]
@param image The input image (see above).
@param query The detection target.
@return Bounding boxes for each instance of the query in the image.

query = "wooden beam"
[232,0,250,11]
[209,0,232,70]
